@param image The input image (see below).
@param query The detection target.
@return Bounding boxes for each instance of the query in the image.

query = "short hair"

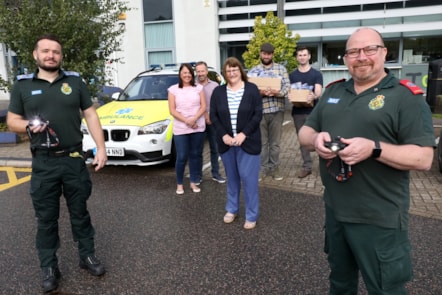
[296,46,310,55]
[222,57,248,83]
[178,63,196,88]
[195,61,208,68]
[34,34,62,50]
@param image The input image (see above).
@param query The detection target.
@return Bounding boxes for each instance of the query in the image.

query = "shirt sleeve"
[8,83,25,115]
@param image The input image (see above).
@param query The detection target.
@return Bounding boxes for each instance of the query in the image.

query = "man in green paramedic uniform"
[299,28,435,294]
[7,34,107,293]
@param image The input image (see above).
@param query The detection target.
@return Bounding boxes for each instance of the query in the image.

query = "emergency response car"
[81,64,224,166]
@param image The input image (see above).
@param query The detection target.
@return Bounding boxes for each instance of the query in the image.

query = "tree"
[0,0,130,97]
[243,11,300,73]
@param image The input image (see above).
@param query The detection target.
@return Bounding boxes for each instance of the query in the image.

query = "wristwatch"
[371,140,382,158]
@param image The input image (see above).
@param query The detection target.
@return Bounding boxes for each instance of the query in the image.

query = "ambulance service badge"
[61,83,72,95]
[368,95,385,110]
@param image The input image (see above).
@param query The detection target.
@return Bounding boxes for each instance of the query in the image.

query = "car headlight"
[81,123,89,135]
[138,119,170,135]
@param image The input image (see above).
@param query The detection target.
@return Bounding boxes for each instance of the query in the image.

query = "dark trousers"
[259,111,284,173]
[292,113,312,171]
[30,154,95,268]
[205,123,221,178]
[325,206,412,295]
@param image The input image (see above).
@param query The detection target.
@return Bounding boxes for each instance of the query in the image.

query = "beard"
[261,57,273,66]
[36,59,61,72]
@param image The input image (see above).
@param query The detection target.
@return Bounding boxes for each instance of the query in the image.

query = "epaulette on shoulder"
[399,79,424,95]
[16,73,34,80]
[325,78,346,88]
[63,71,80,77]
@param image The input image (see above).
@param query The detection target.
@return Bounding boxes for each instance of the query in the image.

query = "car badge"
[110,120,116,124]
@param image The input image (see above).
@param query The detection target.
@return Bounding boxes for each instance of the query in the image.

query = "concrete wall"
[112,1,146,88]
[173,0,221,70]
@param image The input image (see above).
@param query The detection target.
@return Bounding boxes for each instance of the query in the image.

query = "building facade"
[136,0,442,90]
[1,0,441,100]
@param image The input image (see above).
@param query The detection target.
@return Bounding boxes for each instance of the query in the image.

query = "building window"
[286,8,320,17]
[323,41,346,66]
[323,5,361,14]
[406,0,441,8]
[144,22,175,66]
[403,36,442,64]
[143,0,172,21]
[147,51,174,66]
[384,40,400,64]
[143,0,174,67]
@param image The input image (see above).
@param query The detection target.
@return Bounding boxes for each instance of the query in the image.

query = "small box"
[248,77,281,92]
[289,89,313,107]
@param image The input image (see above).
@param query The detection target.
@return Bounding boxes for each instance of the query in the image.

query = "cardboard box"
[248,77,281,92]
[289,89,313,107]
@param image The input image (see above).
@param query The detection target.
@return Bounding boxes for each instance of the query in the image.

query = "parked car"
[81,64,224,166]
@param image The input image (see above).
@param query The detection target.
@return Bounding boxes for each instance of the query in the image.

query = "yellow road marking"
[0,167,32,192]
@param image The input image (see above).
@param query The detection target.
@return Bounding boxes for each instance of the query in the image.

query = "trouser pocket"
[376,241,413,291]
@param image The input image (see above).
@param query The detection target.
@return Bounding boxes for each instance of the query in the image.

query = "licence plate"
[106,147,124,157]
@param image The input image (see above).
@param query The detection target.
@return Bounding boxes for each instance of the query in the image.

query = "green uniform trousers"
[325,206,412,295]
[30,152,95,268]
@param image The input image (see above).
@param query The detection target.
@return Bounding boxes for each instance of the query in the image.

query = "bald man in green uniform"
[7,34,107,293]
[299,28,435,294]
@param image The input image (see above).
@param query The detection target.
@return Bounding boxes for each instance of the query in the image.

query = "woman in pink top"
[168,63,206,195]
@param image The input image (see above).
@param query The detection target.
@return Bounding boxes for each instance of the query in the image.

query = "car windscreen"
[118,75,179,101]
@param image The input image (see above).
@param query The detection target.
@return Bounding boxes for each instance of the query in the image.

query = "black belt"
[33,144,83,158]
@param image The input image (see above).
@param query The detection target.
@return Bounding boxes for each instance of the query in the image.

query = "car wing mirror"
[111,92,121,100]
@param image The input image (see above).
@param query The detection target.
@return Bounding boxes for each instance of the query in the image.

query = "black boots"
[79,255,106,276]
[41,266,61,293]
[41,255,104,292]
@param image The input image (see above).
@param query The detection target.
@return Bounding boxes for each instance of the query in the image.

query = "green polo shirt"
[305,70,435,229]
[9,70,93,149]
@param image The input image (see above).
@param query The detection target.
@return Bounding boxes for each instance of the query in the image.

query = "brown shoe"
[297,170,312,178]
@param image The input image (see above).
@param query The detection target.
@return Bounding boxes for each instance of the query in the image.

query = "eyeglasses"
[226,69,239,74]
[344,45,384,58]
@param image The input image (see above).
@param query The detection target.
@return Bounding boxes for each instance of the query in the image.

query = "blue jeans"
[260,111,284,173]
[221,147,260,222]
[174,132,205,184]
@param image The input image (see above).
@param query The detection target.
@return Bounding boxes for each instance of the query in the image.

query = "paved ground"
[1,99,442,221]
[1,99,442,294]
[1,170,441,294]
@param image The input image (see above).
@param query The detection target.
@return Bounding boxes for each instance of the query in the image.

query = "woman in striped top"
[210,57,263,230]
